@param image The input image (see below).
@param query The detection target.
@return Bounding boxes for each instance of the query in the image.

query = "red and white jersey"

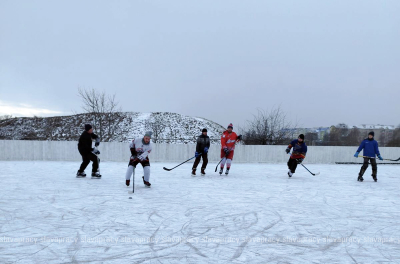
[129,138,152,160]
[221,131,239,151]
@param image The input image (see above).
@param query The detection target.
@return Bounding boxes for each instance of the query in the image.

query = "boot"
[142,176,151,187]
[357,175,364,182]
[225,168,230,175]
[288,170,293,178]
[76,170,86,177]
[372,170,377,182]
[126,180,130,186]
[191,168,196,176]
[219,168,223,175]
[91,171,101,178]
[201,168,206,176]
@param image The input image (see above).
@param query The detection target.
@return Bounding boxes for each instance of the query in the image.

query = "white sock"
[125,166,134,180]
[144,166,150,182]
[220,157,227,168]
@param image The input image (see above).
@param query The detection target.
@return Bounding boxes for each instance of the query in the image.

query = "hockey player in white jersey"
[125,131,153,187]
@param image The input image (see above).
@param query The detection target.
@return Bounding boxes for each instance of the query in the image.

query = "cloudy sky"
[1,0,399,128]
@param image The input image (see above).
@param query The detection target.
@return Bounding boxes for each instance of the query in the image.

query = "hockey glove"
[377,155,383,161]
[95,138,100,147]
[93,149,100,155]
[285,148,290,154]
[223,148,230,155]
[195,152,201,157]
[354,151,360,158]
[237,135,243,141]
[204,147,209,153]
[296,158,303,164]
[138,155,146,161]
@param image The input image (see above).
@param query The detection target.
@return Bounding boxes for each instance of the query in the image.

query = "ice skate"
[91,171,101,178]
[76,170,86,178]
[142,176,151,187]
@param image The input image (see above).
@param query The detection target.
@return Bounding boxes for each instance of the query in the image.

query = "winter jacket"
[356,138,380,158]
[288,139,307,159]
[78,131,99,155]
[129,138,152,160]
[221,131,239,151]
[196,134,210,153]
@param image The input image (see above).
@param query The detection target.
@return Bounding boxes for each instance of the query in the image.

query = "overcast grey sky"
[1,0,399,128]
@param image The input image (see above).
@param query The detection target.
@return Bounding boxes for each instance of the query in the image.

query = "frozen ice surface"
[1,161,400,263]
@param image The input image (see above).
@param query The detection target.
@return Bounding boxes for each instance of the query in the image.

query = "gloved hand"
[138,155,145,161]
[296,158,303,164]
[195,152,201,157]
[237,135,243,141]
[93,149,100,155]
[204,147,209,153]
[286,148,290,154]
[377,155,383,161]
[354,151,360,158]
[223,148,230,155]
[95,142,100,147]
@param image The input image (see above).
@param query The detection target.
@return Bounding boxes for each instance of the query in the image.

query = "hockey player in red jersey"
[219,123,242,175]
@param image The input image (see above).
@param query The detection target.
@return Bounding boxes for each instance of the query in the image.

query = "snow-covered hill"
[0,112,225,143]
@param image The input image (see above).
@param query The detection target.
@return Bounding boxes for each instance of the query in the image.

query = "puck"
[129,197,132,199]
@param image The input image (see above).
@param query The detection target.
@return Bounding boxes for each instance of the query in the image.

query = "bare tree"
[145,112,170,143]
[241,107,296,145]
[78,87,122,141]
[0,115,13,120]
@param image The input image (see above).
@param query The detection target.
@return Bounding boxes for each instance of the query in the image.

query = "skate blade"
[76,176,86,178]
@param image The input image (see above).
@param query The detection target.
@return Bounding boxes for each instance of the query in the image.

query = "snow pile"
[0,112,225,143]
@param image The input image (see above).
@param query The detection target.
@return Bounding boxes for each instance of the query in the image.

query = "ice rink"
[1,161,400,263]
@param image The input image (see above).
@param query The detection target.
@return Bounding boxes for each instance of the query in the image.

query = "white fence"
[0,140,399,164]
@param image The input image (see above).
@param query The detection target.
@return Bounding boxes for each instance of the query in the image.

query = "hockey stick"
[163,155,199,171]
[215,157,225,172]
[288,153,320,176]
[299,163,320,176]
[358,155,400,162]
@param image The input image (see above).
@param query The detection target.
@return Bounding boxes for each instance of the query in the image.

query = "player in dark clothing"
[192,128,211,176]
[77,124,101,177]
[286,134,308,177]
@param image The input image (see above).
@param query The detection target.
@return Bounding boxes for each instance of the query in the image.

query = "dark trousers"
[359,157,377,176]
[79,152,99,172]
[287,158,298,173]
[193,153,208,170]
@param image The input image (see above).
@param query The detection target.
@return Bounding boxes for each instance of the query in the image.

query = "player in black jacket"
[192,128,211,176]
[77,124,101,177]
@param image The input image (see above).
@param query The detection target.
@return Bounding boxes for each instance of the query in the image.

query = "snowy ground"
[1,161,400,263]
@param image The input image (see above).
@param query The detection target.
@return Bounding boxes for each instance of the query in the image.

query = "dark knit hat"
[368,131,375,137]
[202,128,207,132]
[227,123,233,129]
[85,124,92,131]
[298,134,305,140]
